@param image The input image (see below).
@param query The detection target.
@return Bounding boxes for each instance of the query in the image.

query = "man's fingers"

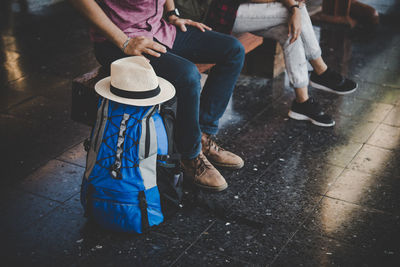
[151,42,167,53]
[186,21,205,32]
[288,23,292,37]
[180,24,187,32]
[179,22,187,32]
[201,23,212,31]
[144,48,161,57]
[195,23,206,32]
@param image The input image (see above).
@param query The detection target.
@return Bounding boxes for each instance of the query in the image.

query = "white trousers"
[232,2,322,88]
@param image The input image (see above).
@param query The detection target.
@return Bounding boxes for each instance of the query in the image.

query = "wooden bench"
[71,32,284,126]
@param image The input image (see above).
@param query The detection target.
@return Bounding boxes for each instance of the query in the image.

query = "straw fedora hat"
[95,56,175,106]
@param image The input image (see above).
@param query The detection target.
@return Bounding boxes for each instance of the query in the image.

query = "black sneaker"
[288,97,335,127]
[310,68,357,95]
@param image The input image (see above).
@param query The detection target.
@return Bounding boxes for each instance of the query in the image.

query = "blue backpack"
[81,98,168,233]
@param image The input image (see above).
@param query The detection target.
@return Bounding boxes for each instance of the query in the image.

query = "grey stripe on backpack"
[139,107,158,190]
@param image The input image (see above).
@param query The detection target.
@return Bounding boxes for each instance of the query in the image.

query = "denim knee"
[231,38,246,63]
[175,62,202,97]
[179,62,201,85]
[227,37,245,65]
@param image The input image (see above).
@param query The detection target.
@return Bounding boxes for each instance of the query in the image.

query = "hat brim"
[94,76,176,106]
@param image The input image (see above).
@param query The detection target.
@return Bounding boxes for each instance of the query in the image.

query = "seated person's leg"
[171,26,245,169]
[148,51,229,192]
[232,3,334,127]
[297,5,358,95]
[263,25,335,127]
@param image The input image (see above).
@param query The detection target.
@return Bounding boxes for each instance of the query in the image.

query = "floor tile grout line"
[360,80,400,90]
[322,195,399,216]
[3,95,39,113]
[10,192,81,233]
[169,220,217,267]
[17,188,65,204]
[150,230,251,265]
[364,105,400,148]
[353,95,400,106]
[208,132,310,266]
[53,139,89,161]
[334,112,389,124]
[14,201,65,231]
[187,243,256,265]
[321,141,365,198]
[343,164,395,176]
[270,157,399,267]
[381,121,400,128]
[56,158,86,169]
[269,120,376,266]
[268,194,326,267]
[5,139,88,189]
[363,142,400,152]
[381,103,397,122]
[363,118,387,146]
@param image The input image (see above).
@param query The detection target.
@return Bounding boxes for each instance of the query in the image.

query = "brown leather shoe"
[201,133,244,169]
[181,153,228,192]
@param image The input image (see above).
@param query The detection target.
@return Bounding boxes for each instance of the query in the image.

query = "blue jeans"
[94,26,245,159]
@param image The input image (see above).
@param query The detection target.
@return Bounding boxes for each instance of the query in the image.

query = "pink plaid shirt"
[90,0,177,49]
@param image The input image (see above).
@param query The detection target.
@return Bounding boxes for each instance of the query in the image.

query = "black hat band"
[110,84,161,99]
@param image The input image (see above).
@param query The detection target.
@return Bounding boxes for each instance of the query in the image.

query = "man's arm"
[69,0,166,57]
[69,0,127,49]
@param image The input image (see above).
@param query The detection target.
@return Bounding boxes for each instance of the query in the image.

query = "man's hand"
[169,15,212,32]
[288,7,302,44]
[124,36,167,57]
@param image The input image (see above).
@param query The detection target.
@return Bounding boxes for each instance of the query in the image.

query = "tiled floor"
[1,0,400,266]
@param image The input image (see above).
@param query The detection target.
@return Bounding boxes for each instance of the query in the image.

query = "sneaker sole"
[288,110,335,127]
[310,81,358,95]
[209,160,244,170]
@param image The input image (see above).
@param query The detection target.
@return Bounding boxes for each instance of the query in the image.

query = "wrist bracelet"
[121,37,131,53]
[290,4,300,13]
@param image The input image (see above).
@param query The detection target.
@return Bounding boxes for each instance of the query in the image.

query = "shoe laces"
[195,153,213,176]
[204,135,224,154]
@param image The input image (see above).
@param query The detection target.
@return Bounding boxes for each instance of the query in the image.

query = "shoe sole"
[193,181,228,192]
[288,110,335,127]
[183,173,229,192]
[210,160,244,170]
[309,81,358,95]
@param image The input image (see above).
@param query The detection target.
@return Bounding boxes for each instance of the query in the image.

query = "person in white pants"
[205,0,358,127]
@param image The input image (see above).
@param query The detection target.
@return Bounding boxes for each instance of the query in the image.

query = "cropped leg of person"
[231,2,352,127]
[170,26,245,171]
[296,4,358,95]
[93,26,245,191]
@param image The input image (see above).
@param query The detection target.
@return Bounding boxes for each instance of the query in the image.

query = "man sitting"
[70,0,246,191]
